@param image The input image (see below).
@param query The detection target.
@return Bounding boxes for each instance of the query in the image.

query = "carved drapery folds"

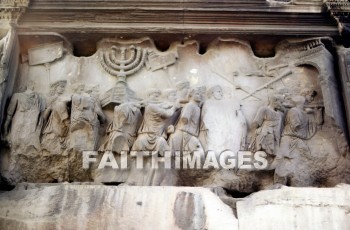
[1,36,349,192]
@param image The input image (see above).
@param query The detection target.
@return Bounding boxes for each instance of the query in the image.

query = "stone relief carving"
[99,45,147,81]
[0,28,13,107]
[0,0,29,21]
[70,84,106,151]
[168,87,204,156]
[3,81,45,152]
[28,42,64,66]
[1,37,349,193]
[41,80,70,155]
[132,89,177,155]
[99,102,142,153]
[202,85,247,155]
[274,95,320,185]
[249,94,284,157]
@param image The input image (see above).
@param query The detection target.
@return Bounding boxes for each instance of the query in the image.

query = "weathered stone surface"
[1,36,349,193]
[237,184,350,230]
[1,184,350,230]
[0,184,238,230]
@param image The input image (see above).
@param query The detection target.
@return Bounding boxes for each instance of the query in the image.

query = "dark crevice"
[103,182,123,186]
[198,42,207,55]
[73,40,97,57]
[154,40,171,52]
[251,41,276,58]
[223,188,252,198]
[0,177,15,191]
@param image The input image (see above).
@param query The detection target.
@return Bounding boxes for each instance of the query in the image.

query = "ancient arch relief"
[1,36,349,193]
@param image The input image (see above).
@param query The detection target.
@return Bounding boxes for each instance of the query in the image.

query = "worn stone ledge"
[0,184,350,230]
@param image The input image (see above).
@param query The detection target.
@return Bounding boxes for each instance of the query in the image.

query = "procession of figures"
[1,76,324,187]
[1,35,349,190]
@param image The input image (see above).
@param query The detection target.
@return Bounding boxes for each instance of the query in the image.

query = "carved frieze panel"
[1,36,349,192]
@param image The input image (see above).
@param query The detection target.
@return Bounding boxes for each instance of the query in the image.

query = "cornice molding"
[14,0,339,36]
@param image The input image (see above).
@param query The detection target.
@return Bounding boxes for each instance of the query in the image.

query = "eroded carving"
[70,84,106,151]
[275,95,321,186]
[249,94,284,157]
[1,37,349,192]
[3,82,45,152]
[202,85,247,154]
[99,45,147,82]
[132,89,178,155]
[41,80,70,154]
[168,87,204,156]
[100,102,142,153]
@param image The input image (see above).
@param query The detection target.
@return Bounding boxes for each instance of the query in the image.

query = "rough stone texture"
[0,36,349,194]
[1,184,350,230]
[0,184,238,230]
[237,184,350,230]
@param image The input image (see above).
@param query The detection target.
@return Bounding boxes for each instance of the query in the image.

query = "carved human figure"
[300,88,323,128]
[168,87,204,156]
[70,84,106,151]
[3,82,45,151]
[274,96,319,185]
[162,88,180,139]
[163,88,177,104]
[163,81,191,137]
[131,89,177,155]
[42,80,70,154]
[127,89,178,186]
[99,102,142,152]
[175,80,190,104]
[250,94,284,156]
[201,85,247,154]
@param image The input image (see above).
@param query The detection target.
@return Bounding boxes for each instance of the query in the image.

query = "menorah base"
[101,81,140,109]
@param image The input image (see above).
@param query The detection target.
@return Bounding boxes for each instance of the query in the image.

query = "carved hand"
[167,125,175,134]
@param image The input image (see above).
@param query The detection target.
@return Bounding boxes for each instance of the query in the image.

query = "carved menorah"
[99,45,147,82]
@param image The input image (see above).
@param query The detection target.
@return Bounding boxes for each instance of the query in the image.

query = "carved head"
[50,80,67,96]
[86,85,100,97]
[163,88,177,103]
[208,85,223,100]
[72,83,85,94]
[188,87,203,103]
[268,94,283,110]
[300,88,317,103]
[292,96,306,109]
[147,89,162,103]
[175,80,190,99]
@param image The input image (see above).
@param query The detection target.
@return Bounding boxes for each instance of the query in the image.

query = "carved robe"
[6,90,44,151]
[131,102,174,153]
[274,106,319,185]
[70,94,104,151]
[251,106,283,156]
[168,101,204,155]
[127,102,176,186]
[201,99,247,155]
[42,96,70,154]
[279,107,317,158]
[100,103,142,152]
